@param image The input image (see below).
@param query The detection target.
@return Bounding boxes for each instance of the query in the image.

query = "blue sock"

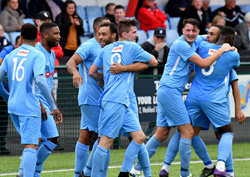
[91,145,108,177]
[18,151,25,177]
[84,139,98,176]
[121,140,141,172]
[74,142,89,177]
[100,148,110,177]
[164,131,180,165]
[225,151,233,172]
[23,148,37,177]
[135,135,161,171]
[179,138,191,177]
[34,140,57,177]
[192,135,212,166]
[137,143,151,177]
[218,133,234,163]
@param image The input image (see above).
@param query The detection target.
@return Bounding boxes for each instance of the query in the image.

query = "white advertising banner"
[229,75,250,117]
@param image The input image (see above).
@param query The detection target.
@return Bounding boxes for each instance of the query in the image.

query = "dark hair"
[118,19,137,37]
[21,23,37,41]
[105,3,115,12]
[219,26,236,45]
[183,18,200,29]
[115,5,125,11]
[93,17,109,33]
[15,35,21,44]
[100,22,117,35]
[61,0,77,19]
[212,25,225,31]
[40,22,58,37]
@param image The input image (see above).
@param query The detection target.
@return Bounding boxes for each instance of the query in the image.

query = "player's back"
[76,38,103,106]
[3,44,46,117]
[96,40,152,107]
[188,41,240,102]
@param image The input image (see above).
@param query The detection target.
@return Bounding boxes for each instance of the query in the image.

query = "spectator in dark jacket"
[141,27,169,75]
[212,0,245,28]
[55,0,84,56]
[104,2,116,23]
[165,0,190,17]
[178,0,207,35]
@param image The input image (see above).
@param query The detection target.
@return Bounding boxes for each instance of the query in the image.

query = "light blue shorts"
[156,102,170,127]
[185,97,231,129]
[10,114,41,145]
[129,95,139,119]
[157,86,190,127]
[41,105,59,139]
[98,101,126,139]
[80,104,100,132]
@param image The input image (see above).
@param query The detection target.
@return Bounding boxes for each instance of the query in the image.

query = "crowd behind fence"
[0,62,250,155]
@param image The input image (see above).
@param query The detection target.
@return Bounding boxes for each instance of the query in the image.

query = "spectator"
[203,0,213,28]
[212,0,245,28]
[36,11,64,100]
[137,0,167,33]
[0,35,21,155]
[1,0,30,17]
[28,0,63,21]
[212,15,226,26]
[114,5,125,25]
[141,27,169,75]
[55,0,84,57]
[178,0,207,35]
[104,2,116,23]
[234,12,250,51]
[0,24,11,52]
[165,0,190,17]
[0,0,25,33]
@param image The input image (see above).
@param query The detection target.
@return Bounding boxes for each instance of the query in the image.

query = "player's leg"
[83,139,98,176]
[18,115,41,177]
[91,102,126,177]
[158,86,193,177]
[74,105,99,177]
[34,105,59,177]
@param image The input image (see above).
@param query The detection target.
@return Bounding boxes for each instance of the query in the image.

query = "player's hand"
[110,63,125,74]
[41,104,47,121]
[73,72,83,88]
[221,43,234,52]
[50,109,62,124]
[235,110,246,124]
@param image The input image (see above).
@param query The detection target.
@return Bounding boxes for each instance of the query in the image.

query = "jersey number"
[12,57,27,81]
[111,53,121,64]
[201,61,216,76]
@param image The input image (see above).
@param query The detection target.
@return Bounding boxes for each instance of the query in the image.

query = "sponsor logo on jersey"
[17,50,29,56]
[208,49,217,55]
[45,72,54,78]
[112,45,123,52]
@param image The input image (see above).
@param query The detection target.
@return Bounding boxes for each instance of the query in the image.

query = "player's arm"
[51,91,63,124]
[110,62,148,74]
[66,53,83,88]
[189,44,235,68]
[89,64,103,83]
[0,58,3,65]
[40,100,47,121]
[0,68,9,102]
[231,80,246,124]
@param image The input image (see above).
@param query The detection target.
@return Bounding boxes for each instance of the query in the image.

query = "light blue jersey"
[35,42,55,108]
[76,38,103,106]
[188,41,240,103]
[0,44,46,117]
[94,41,152,107]
[159,35,204,92]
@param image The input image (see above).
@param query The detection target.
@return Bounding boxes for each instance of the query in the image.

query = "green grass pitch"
[0,143,250,177]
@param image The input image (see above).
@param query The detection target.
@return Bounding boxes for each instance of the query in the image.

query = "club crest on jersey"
[45,72,54,78]
[17,50,29,56]
[112,45,123,52]
[208,49,217,55]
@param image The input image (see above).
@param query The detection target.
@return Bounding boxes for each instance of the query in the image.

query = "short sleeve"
[33,52,46,77]
[0,54,9,72]
[229,69,238,83]
[76,42,90,61]
[175,40,196,61]
[132,43,152,63]
[233,52,240,68]
[94,49,104,68]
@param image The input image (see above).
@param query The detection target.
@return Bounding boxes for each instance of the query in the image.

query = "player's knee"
[49,137,59,145]
[155,128,169,142]
[132,131,145,144]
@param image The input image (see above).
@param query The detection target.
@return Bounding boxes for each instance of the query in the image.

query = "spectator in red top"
[35,11,64,100]
[137,0,167,33]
